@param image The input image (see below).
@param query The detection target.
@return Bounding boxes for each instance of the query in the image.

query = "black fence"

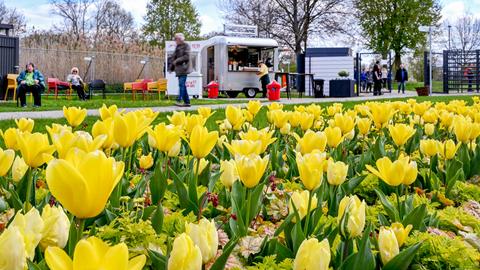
[0,24,19,99]
[442,50,479,93]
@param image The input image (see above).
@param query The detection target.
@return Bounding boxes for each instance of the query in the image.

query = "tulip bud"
[193,158,209,175]
[378,227,399,265]
[235,154,269,188]
[9,208,44,260]
[168,233,202,270]
[439,140,459,160]
[186,218,219,263]
[188,126,219,159]
[11,156,28,182]
[280,123,291,135]
[420,139,440,157]
[139,153,154,170]
[219,159,238,188]
[388,124,416,146]
[15,118,34,133]
[0,148,15,177]
[293,238,330,270]
[0,226,27,270]
[63,106,87,128]
[327,160,348,186]
[40,205,70,250]
[324,126,343,148]
[424,123,435,136]
[338,195,366,238]
[289,190,317,221]
[390,222,412,247]
[296,151,326,191]
[295,130,327,154]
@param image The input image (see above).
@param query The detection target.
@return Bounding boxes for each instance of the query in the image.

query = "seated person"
[67,67,86,100]
[17,63,45,107]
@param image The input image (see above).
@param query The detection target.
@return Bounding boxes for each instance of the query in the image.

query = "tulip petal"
[128,255,147,270]
[101,243,129,270]
[73,239,101,270]
[45,246,73,270]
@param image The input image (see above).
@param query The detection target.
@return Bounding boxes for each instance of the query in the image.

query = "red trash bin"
[207,81,219,99]
[267,80,281,101]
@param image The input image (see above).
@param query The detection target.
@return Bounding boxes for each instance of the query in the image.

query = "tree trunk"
[393,51,402,74]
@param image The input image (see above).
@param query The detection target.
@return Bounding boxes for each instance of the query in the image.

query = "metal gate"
[0,24,19,99]
[443,50,479,93]
[355,52,392,94]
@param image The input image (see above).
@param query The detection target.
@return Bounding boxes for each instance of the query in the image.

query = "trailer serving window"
[227,46,275,71]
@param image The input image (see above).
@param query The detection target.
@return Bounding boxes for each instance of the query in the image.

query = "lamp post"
[419,26,433,95]
[448,25,452,50]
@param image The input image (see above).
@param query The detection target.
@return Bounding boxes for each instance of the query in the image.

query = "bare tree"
[450,13,480,51]
[0,0,27,35]
[92,0,136,46]
[50,0,94,45]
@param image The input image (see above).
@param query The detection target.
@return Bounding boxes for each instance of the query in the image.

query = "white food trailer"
[165,35,279,99]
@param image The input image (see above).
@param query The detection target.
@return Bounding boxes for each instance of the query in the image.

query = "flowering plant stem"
[24,168,33,212]
[304,190,313,235]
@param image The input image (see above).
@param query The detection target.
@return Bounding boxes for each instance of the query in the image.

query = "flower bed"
[1,98,480,269]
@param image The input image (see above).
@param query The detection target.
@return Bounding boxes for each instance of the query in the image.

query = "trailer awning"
[207,36,278,48]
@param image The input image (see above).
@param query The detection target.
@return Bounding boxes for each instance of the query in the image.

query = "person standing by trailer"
[169,33,192,107]
[373,61,382,96]
[257,60,270,98]
[395,63,409,94]
[17,63,45,107]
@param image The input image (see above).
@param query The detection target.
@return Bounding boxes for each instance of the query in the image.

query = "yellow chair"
[147,79,168,100]
[123,79,143,99]
[4,74,18,101]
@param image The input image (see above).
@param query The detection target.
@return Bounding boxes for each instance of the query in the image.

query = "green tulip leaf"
[209,238,239,270]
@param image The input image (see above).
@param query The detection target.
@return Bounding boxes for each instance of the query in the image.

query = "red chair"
[130,79,153,101]
[47,78,72,99]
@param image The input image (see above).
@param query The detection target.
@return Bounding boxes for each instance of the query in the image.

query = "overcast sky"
[5,0,479,36]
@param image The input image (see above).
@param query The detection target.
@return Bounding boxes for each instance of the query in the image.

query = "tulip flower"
[98,104,118,120]
[11,156,28,182]
[184,114,207,135]
[168,141,181,157]
[296,151,326,190]
[239,127,276,153]
[92,118,115,149]
[289,190,318,221]
[51,130,76,158]
[357,118,371,136]
[420,139,441,157]
[267,102,283,111]
[295,130,327,154]
[168,111,187,127]
[334,113,355,135]
[186,218,219,263]
[390,222,412,247]
[243,109,255,122]
[299,112,315,131]
[188,125,218,159]
[453,117,473,143]
[327,159,348,186]
[45,236,146,270]
[46,123,72,140]
[40,205,70,250]
[367,102,395,129]
[439,111,454,129]
[16,131,55,168]
[148,123,182,154]
[0,226,27,270]
[224,140,262,156]
[1,127,19,150]
[280,122,291,134]
[193,158,209,175]
[378,227,400,265]
[327,103,343,116]
[269,109,290,129]
[46,150,125,218]
[293,238,330,270]
[247,100,262,116]
[113,111,153,148]
[366,154,418,186]
[413,102,431,116]
[422,108,438,123]
[0,148,14,177]
[197,106,214,119]
[168,233,202,270]
[324,126,343,148]
[15,118,34,133]
[424,123,435,136]
[388,123,416,147]
[139,153,154,170]
[338,195,366,238]
[63,106,87,128]
[220,159,239,188]
[234,154,269,188]
[73,131,106,153]
[470,122,480,141]
[9,208,44,260]
[439,139,460,160]
[225,105,245,130]
[306,104,323,120]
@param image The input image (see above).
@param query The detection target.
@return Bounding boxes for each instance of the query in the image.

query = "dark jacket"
[17,69,46,90]
[373,64,381,82]
[170,42,192,76]
[395,68,408,82]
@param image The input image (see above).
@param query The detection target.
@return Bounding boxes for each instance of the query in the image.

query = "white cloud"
[441,1,466,23]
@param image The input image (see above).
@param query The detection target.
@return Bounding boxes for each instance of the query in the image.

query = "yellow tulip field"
[2,98,480,269]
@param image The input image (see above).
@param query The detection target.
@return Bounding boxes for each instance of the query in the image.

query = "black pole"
[424,51,430,87]
[448,25,451,50]
[356,53,361,96]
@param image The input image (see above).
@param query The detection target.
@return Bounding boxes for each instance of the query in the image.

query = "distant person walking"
[373,61,382,96]
[169,33,192,107]
[257,60,270,98]
[360,68,367,92]
[366,68,373,93]
[395,64,409,94]
[67,67,86,100]
[464,64,474,92]
[17,63,45,107]
[381,65,388,90]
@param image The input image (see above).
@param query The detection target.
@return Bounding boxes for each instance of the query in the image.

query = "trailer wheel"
[226,91,239,98]
[244,88,257,98]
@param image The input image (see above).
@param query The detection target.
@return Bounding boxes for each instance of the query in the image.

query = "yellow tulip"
[46,150,125,218]
[11,156,28,182]
[168,111,187,127]
[1,128,19,150]
[293,238,330,270]
[98,104,118,120]
[92,118,115,149]
[63,106,87,128]
[424,123,435,136]
[453,116,472,143]
[378,227,399,265]
[9,208,44,260]
[73,131,106,153]
[113,111,153,148]
[327,103,343,116]
[269,109,290,129]
[243,109,255,122]
[439,140,460,160]
[390,222,412,247]
[420,139,440,157]
[246,100,262,116]
[357,118,371,136]
[139,153,154,170]
[148,123,182,153]
[299,112,315,131]
[289,190,317,221]
[296,151,326,190]
[15,118,34,133]
[46,124,72,141]
[338,195,366,238]
[439,111,454,129]
[40,205,70,250]
[188,126,218,159]
[45,236,146,270]
[327,159,348,186]
[239,127,276,153]
[220,159,239,188]
[184,114,207,135]
[280,122,291,135]
[0,148,14,176]
[225,105,245,130]
[51,130,76,158]
[422,108,438,123]
[306,104,323,120]
[413,102,431,116]
[334,113,355,134]
[470,122,480,141]
[234,154,269,188]
[224,140,262,156]
[16,131,55,168]
[295,130,327,154]
[186,218,219,263]
[197,106,214,119]
[168,141,181,157]
[0,226,27,270]
[289,111,302,128]
[367,102,395,129]
[168,233,202,270]
[388,124,416,147]
[267,102,283,111]
[366,154,418,186]
[193,158,209,175]
[324,126,343,148]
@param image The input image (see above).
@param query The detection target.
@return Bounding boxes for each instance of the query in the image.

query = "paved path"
[0,91,474,120]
